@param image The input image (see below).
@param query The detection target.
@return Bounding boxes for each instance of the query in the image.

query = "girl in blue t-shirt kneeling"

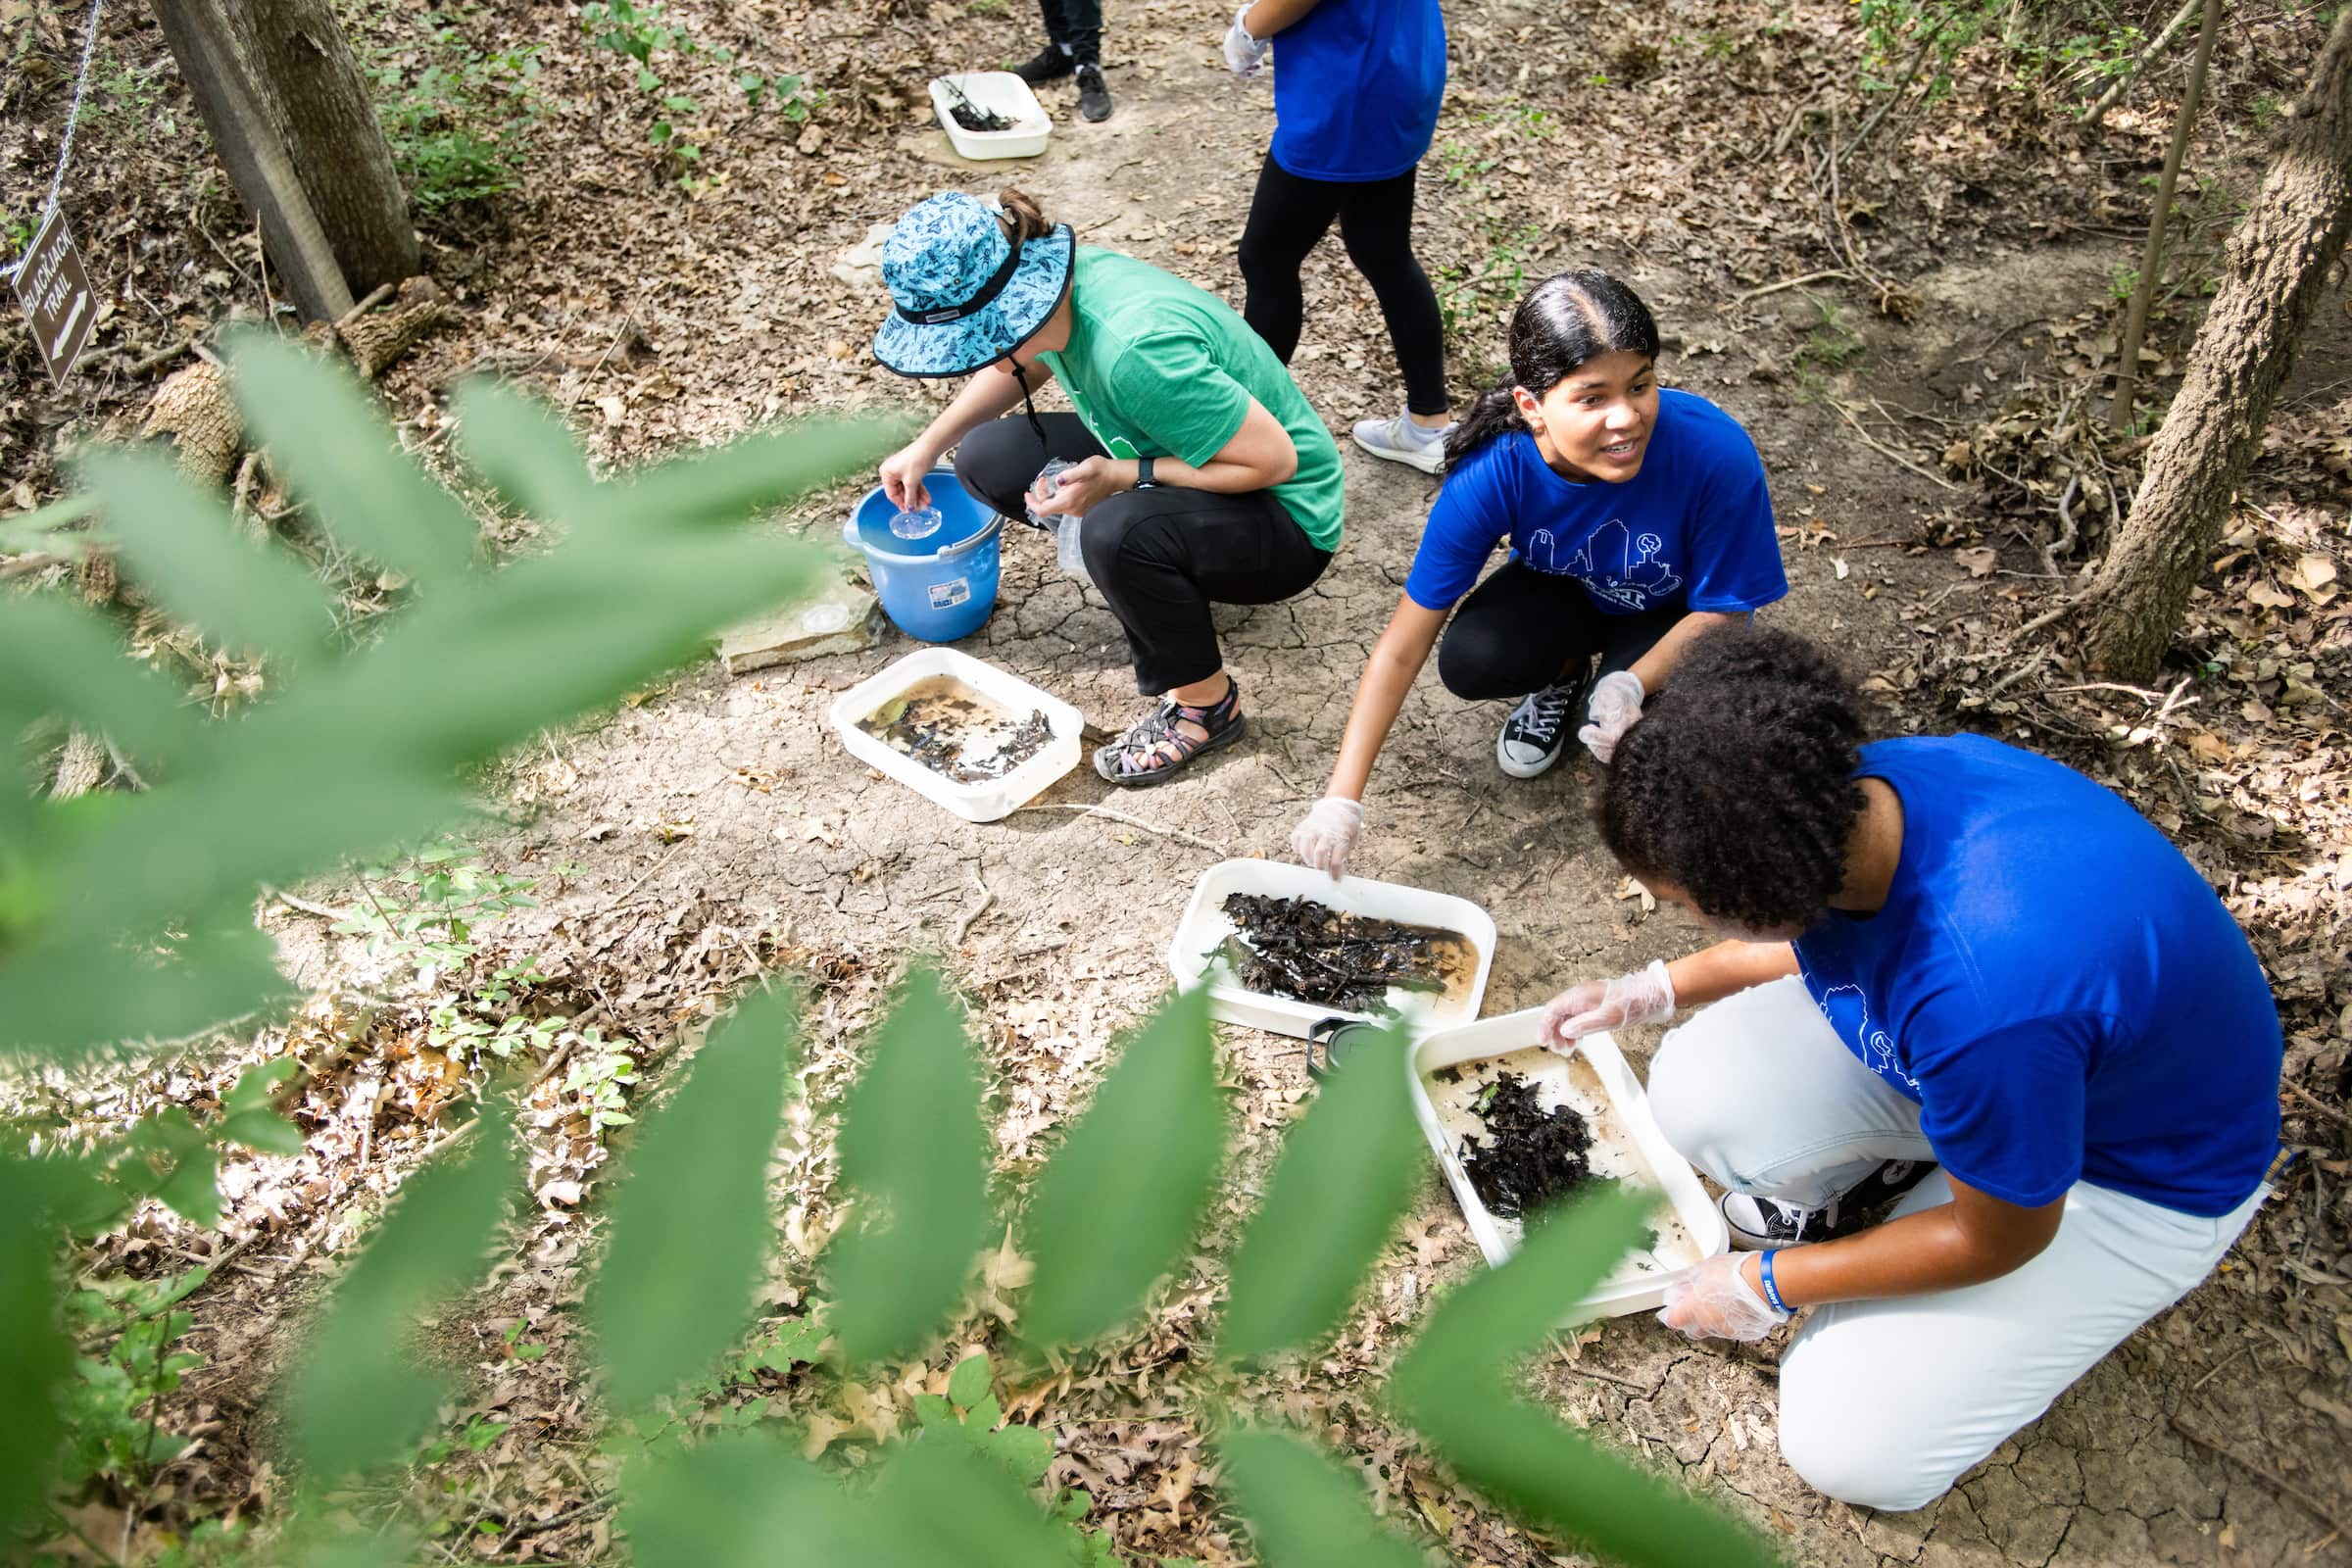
[1542,623,2280,1513]
[1289,270,1788,880]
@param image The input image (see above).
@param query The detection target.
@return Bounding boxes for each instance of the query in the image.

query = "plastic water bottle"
[889,505,943,541]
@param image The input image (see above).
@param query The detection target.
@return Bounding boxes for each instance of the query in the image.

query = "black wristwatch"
[1134,456,1159,489]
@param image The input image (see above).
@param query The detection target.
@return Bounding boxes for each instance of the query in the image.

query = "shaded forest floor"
[3,0,2349,1564]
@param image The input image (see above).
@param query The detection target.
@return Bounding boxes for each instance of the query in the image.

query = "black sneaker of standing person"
[1075,62,1112,122]
[1012,42,1075,84]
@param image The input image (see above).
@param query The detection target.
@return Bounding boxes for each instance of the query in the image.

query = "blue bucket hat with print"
[872,192,1075,378]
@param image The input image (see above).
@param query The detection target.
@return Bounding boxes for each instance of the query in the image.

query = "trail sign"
[12,209,98,385]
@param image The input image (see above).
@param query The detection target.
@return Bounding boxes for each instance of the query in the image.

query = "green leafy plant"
[279,981,1780,1568]
[561,1027,641,1134]
[59,1270,209,1496]
[0,332,900,1547]
[0,337,1772,1564]
[363,16,543,213]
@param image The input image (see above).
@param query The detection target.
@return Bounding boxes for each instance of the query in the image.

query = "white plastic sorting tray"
[930,73,1053,161]
[826,647,1081,823]
[1166,858,1496,1040]
[1410,1007,1730,1317]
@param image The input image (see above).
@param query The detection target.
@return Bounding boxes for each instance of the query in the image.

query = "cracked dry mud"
[418,13,2338,1568]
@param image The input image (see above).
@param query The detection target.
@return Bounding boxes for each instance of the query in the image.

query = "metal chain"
[1,0,108,286]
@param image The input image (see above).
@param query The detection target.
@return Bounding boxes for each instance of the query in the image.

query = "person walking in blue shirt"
[1287,270,1786,880]
[1222,0,1453,472]
[1540,623,2281,1512]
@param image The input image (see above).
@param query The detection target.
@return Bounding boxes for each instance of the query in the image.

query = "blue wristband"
[1758,1250,1791,1316]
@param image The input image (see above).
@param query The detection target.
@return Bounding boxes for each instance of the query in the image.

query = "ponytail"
[1445,269,1663,469]
[998,188,1053,243]
[1442,382,1530,468]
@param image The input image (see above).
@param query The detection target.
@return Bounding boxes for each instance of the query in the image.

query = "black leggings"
[1436,560,1687,701]
[1238,158,1449,417]
[1035,0,1102,63]
[957,415,1333,696]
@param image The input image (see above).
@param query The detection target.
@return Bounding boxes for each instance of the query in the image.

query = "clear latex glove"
[1222,5,1271,74]
[1290,797,1363,881]
[1576,669,1645,764]
[1536,959,1675,1054]
[1657,1250,1790,1342]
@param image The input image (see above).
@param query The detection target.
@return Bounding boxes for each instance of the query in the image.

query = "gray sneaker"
[1350,411,1453,474]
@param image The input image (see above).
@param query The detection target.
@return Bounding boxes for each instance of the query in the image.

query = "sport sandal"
[1094,678,1244,787]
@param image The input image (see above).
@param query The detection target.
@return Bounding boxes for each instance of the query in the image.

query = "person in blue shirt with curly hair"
[1540,622,2281,1513]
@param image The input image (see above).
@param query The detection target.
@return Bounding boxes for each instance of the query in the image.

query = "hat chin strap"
[1003,353,1051,450]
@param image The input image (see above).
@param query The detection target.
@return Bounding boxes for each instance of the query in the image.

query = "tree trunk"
[226,0,417,295]
[2081,8,2352,679]
[150,0,355,321]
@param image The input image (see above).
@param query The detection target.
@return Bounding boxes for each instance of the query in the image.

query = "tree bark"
[150,0,355,321]
[226,0,417,295]
[2081,8,2352,679]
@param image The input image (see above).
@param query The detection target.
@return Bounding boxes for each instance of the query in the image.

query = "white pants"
[1646,976,2266,1513]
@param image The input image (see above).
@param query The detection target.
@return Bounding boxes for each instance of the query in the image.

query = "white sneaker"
[1495,681,1578,778]
[1350,411,1453,475]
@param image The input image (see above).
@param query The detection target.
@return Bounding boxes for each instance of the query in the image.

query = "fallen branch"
[2083,0,2204,123]
[2170,1415,2352,1544]
[1014,802,1226,856]
[2283,1080,2350,1127]
[1722,269,1853,309]
[1832,400,1963,492]
[954,868,995,945]
[124,333,201,376]
[271,887,355,924]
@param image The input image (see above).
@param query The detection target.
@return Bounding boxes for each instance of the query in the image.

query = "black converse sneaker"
[1721,1159,1937,1250]
[1495,681,1578,779]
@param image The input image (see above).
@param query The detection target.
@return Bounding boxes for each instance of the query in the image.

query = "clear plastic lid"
[889,505,944,540]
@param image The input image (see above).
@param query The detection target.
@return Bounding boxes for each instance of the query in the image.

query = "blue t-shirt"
[1270,0,1446,183]
[1792,736,2281,1218]
[1402,389,1788,616]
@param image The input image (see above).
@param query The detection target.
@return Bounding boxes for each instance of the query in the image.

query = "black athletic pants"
[1435,561,1686,701]
[1238,158,1449,417]
[1035,0,1102,64]
[958,415,1333,695]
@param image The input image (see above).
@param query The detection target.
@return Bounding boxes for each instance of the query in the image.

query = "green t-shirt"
[1037,248,1345,552]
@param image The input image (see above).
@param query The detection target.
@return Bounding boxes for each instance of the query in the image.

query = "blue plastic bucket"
[842,469,1004,643]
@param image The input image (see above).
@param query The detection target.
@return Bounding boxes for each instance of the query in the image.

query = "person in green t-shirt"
[874,188,1346,787]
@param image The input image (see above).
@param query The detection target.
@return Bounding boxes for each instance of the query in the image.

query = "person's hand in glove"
[1535,959,1675,1054]
[1658,1250,1790,1342]
[1576,669,1644,763]
[1290,797,1363,881]
[1222,4,1271,74]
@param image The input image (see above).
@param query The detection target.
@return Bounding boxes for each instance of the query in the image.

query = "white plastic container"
[826,647,1081,823]
[1408,1007,1729,1317]
[1166,859,1496,1039]
[930,73,1053,161]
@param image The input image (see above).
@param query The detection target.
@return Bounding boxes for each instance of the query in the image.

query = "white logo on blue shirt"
[1527,516,1684,611]
[1817,981,1921,1093]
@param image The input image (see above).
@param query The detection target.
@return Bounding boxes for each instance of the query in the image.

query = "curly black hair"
[1597,624,1870,933]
